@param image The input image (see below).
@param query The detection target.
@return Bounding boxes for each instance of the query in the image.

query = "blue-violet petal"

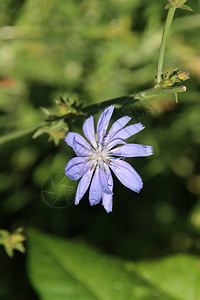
[110,144,153,157]
[105,116,131,144]
[65,132,91,149]
[65,157,90,180]
[97,105,114,143]
[83,115,97,149]
[109,123,145,143]
[73,138,93,157]
[99,168,113,194]
[110,159,143,193]
[75,167,94,204]
[89,167,102,206]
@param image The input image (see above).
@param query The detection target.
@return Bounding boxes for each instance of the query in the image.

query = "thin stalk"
[82,85,186,114]
[0,85,186,145]
[157,7,176,83]
[0,122,45,146]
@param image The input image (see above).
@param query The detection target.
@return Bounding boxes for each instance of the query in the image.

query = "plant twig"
[156,7,176,83]
[0,122,45,146]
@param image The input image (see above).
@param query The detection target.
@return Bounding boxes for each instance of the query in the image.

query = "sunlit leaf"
[27,229,176,300]
[134,254,200,300]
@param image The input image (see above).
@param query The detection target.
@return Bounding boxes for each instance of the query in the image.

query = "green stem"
[157,7,176,83]
[0,85,186,145]
[0,122,45,146]
[82,85,186,114]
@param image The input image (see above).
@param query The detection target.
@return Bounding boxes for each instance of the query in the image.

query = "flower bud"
[169,0,186,7]
[176,70,190,82]
[0,227,26,257]
[165,0,193,11]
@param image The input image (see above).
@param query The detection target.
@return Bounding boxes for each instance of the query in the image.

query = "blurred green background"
[0,0,200,299]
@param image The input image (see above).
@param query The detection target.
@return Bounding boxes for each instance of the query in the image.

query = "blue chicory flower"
[65,105,153,212]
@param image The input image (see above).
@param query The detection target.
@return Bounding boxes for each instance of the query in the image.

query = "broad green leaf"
[27,229,174,300]
[134,254,200,300]
[27,229,135,300]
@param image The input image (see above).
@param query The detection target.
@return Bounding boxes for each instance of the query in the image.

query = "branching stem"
[156,7,176,83]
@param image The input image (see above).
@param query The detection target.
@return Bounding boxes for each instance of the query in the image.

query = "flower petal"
[102,166,113,213]
[65,132,91,149]
[105,166,113,189]
[97,105,114,143]
[110,159,143,193]
[75,167,94,205]
[105,116,131,143]
[65,157,92,180]
[99,168,113,194]
[110,144,153,157]
[89,167,102,206]
[106,138,126,150]
[102,193,113,213]
[108,123,145,144]
[83,116,97,149]
[73,138,93,156]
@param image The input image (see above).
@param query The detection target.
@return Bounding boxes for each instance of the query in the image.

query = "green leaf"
[27,229,175,300]
[27,229,135,300]
[179,4,193,11]
[134,254,200,300]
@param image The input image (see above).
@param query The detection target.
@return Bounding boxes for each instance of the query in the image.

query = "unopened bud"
[0,227,26,257]
[169,0,186,7]
[165,0,193,11]
[176,70,190,82]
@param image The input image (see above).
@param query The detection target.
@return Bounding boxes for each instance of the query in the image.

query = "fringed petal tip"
[146,145,153,156]
[89,200,100,206]
[103,204,112,213]
[134,185,143,193]
[102,193,113,213]
[110,144,153,158]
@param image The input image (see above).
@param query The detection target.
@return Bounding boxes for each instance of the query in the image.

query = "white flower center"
[91,144,110,167]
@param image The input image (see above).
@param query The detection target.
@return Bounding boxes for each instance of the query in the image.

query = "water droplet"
[74,173,79,180]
